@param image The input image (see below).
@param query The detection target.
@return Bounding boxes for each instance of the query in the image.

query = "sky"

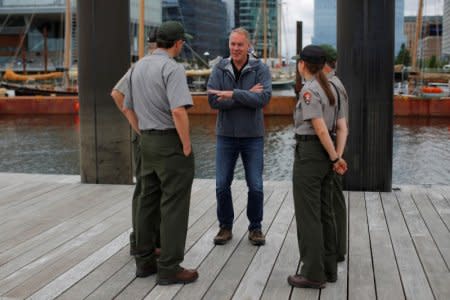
[282,0,444,58]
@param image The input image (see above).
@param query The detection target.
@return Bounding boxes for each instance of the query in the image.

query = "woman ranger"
[288,45,348,289]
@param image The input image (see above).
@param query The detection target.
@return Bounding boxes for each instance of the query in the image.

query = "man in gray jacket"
[207,27,272,246]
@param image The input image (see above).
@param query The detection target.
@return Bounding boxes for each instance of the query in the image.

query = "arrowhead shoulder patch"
[303,91,312,104]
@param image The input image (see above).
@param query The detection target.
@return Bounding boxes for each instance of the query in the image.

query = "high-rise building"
[395,0,406,55]
[312,0,405,54]
[235,0,278,59]
[163,0,228,60]
[312,0,336,47]
[443,0,450,57]
[404,15,442,60]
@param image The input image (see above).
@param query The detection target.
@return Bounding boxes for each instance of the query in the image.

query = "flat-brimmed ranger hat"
[157,21,192,43]
[296,45,326,64]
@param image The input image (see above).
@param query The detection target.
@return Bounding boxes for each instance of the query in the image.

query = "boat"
[0,0,77,97]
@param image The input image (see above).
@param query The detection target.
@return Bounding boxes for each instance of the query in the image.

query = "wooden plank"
[198,188,287,300]
[83,254,137,300]
[397,188,450,300]
[28,230,130,299]
[171,190,283,300]
[232,191,292,299]
[143,183,255,300]
[347,191,376,300]
[382,191,434,300]
[56,247,132,300]
[426,187,450,231]
[0,184,128,253]
[411,188,450,267]
[92,182,249,300]
[0,189,130,280]
[260,215,297,300]
[0,184,88,247]
[0,209,131,298]
[0,183,83,226]
[319,191,350,300]
[364,192,404,300]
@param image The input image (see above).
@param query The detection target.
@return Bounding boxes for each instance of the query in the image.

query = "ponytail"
[316,70,336,106]
[304,61,336,106]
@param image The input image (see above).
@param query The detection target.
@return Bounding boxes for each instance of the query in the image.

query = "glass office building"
[162,0,228,60]
[443,0,450,57]
[235,0,279,58]
[312,0,405,55]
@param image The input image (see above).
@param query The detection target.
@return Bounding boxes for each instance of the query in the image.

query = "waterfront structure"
[443,0,450,57]
[0,0,161,71]
[234,0,278,59]
[404,15,443,60]
[313,0,405,55]
[162,0,228,60]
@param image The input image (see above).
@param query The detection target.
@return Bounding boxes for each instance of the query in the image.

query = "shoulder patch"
[303,91,312,104]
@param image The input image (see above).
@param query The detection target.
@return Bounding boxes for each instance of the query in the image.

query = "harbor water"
[0,115,449,185]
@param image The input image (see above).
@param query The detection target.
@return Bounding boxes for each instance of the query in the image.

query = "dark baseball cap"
[319,44,337,63]
[157,21,191,43]
[295,45,326,64]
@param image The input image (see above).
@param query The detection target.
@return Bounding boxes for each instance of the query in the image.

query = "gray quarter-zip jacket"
[207,56,272,137]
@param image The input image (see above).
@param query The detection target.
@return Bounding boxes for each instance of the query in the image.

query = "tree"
[427,55,438,68]
[395,43,411,66]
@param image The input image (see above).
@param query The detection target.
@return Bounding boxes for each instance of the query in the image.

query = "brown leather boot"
[248,229,265,246]
[214,228,232,245]
[157,268,199,285]
[287,275,326,289]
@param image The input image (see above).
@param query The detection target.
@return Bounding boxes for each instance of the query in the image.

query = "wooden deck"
[0,173,449,300]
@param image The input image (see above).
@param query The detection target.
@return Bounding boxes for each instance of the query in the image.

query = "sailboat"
[255,0,294,89]
[0,0,78,96]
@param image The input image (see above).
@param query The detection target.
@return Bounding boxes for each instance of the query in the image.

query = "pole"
[139,0,145,59]
[338,0,394,191]
[78,0,132,184]
[411,0,424,70]
[64,0,72,87]
[43,26,48,73]
[263,0,267,63]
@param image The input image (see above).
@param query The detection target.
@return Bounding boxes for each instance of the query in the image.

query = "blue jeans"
[216,135,264,231]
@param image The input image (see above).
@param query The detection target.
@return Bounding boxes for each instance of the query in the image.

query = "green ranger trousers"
[293,139,337,282]
[332,173,347,259]
[129,133,161,252]
[135,130,194,277]
[129,133,141,250]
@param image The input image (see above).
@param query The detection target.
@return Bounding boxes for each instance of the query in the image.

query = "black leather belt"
[295,134,320,141]
[295,134,336,142]
[141,129,177,135]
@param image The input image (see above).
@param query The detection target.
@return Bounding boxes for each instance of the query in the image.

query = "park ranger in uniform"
[111,27,160,257]
[288,45,348,289]
[120,21,198,285]
[320,44,349,263]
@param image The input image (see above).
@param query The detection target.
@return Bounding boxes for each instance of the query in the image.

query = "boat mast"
[139,0,145,59]
[263,0,267,63]
[277,0,282,66]
[64,0,72,87]
[411,0,424,70]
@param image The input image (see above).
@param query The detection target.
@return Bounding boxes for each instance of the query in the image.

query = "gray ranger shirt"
[294,77,340,135]
[122,49,193,130]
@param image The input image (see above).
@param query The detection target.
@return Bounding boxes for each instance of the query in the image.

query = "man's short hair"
[230,27,250,42]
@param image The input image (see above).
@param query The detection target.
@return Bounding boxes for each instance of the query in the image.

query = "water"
[0,115,449,185]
